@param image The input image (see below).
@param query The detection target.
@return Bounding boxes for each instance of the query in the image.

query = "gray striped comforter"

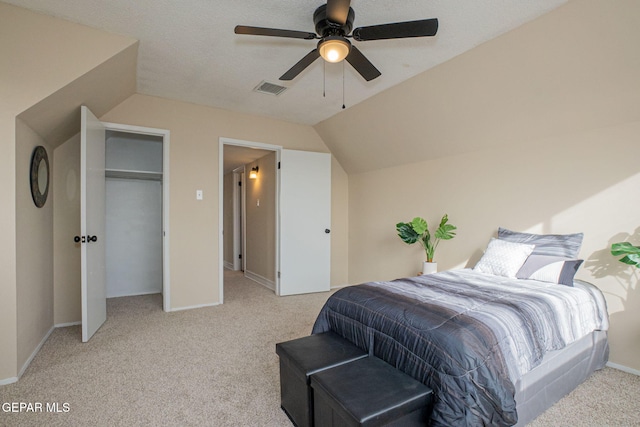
[311,269,609,426]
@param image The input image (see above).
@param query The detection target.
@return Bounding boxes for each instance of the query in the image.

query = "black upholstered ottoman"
[276,332,368,427]
[310,357,433,427]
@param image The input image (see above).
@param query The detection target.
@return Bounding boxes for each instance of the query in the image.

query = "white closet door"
[80,106,107,342]
[279,150,331,296]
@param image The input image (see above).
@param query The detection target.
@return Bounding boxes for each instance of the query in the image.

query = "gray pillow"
[498,227,583,258]
[516,254,583,286]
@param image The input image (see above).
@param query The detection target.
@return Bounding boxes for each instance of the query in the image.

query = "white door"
[80,106,107,342]
[279,150,331,296]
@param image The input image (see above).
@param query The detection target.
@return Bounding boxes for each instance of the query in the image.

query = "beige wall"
[15,119,54,372]
[0,3,135,116]
[53,134,81,325]
[245,153,277,285]
[317,0,640,371]
[330,155,349,286]
[100,94,349,309]
[0,2,136,382]
[0,115,18,382]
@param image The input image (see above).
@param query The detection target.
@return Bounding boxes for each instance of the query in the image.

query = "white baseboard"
[244,270,276,291]
[330,283,352,290]
[0,376,18,386]
[170,302,220,312]
[2,322,81,386]
[607,361,640,376]
[106,290,162,298]
[223,261,234,270]
[55,321,81,328]
[18,325,55,379]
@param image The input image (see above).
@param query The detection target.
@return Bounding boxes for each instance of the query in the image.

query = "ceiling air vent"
[253,80,288,96]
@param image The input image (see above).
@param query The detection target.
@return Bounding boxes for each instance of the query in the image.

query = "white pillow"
[474,238,535,278]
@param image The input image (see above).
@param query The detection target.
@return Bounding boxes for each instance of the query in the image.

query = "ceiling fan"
[234,0,438,82]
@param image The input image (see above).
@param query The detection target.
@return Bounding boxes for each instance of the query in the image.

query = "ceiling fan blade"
[352,18,438,41]
[345,45,381,81]
[235,25,317,40]
[326,0,351,25]
[280,49,321,80]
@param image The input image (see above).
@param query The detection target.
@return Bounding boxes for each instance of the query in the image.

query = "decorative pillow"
[474,238,535,278]
[516,254,583,286]
[498,227,583,258]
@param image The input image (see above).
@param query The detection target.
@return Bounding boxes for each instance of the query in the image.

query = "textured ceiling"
[6,0,567,126]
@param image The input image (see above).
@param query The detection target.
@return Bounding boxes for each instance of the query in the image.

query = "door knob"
[325,229,331,234]
[88,235,98,242]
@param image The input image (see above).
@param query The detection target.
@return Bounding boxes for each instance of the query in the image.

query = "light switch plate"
[196,190,203,200]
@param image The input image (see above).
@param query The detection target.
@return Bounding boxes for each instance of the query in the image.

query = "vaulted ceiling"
[6,0,567,126]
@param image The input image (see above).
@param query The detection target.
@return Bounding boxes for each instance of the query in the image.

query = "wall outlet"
[196,190,203,200]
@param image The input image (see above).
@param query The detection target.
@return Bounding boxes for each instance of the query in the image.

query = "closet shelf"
[105,169,163,181]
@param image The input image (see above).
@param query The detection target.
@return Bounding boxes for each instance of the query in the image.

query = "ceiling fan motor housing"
[314,4,354,37]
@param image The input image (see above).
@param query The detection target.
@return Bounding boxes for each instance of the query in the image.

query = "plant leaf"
[411,217,428,235]
[435,223,457,240]
[619,254,640,266]
[611,241,640,267]
[611,242,640,256]
[439,214,449,228]
[396,222,419,244]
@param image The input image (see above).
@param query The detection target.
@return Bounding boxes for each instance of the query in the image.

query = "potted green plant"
[396,214,457,274]
[611,242,640,267]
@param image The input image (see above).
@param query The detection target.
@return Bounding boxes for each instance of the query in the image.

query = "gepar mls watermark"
[2,402,70,413]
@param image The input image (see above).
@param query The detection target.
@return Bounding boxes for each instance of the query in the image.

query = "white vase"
[422,261,437,275]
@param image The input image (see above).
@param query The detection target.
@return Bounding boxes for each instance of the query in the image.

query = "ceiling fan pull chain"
[323,61,326,98]
[342,61,346,109]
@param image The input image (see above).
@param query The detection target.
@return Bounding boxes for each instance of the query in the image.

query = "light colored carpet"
[1,270,638,426]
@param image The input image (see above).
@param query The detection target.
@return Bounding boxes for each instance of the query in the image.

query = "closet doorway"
[102,122,171,312]
[105,130,163,300]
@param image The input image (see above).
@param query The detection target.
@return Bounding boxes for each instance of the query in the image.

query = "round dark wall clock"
[30,145,50,208]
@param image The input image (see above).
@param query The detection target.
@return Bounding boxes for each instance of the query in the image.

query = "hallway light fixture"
[249,166,259,179]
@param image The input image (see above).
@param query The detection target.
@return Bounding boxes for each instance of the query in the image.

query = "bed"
[311,229,609,426]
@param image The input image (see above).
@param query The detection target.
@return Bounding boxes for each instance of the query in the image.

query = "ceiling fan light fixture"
[318,36,351,63]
